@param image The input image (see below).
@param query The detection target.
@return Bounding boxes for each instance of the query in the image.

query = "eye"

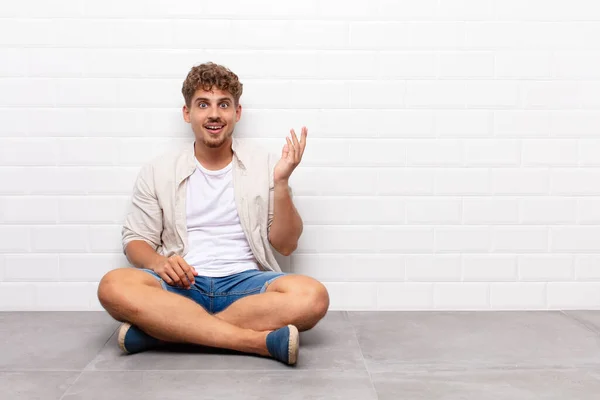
[198,102,208,108]
[220,103,229,108]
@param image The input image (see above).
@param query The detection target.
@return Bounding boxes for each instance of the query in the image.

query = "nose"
[209,104,221,119]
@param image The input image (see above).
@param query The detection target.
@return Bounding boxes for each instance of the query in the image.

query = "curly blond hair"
[182,62,243,107]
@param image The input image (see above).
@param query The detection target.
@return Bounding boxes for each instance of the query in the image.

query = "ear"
[235,103,242,123]
[182,104,191,123]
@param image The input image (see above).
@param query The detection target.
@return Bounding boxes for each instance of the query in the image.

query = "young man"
[97,62,329,365]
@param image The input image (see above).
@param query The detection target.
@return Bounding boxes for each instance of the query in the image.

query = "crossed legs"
[97,268,329,358]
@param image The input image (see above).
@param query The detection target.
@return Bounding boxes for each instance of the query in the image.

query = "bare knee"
[97,268,156,321]
[300,282,330,331]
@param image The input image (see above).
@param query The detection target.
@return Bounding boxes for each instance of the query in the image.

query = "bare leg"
[98,268,270,357]
[215,275,330,332]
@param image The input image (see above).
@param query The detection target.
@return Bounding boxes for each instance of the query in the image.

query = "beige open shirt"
[122,138,291,273]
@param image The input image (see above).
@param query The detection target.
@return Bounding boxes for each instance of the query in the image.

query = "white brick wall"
[1,1,599,311]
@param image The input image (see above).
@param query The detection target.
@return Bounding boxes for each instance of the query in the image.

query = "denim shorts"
[141,268,286,314]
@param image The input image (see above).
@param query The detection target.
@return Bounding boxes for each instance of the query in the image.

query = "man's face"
[183,88,241,149]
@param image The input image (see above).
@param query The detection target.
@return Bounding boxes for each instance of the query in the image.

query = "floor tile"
[372,369,600,400]
[61,370,378,400]
[86,311,365,371]
[564,311,600,333]
[0,371,80,400]
[0,312,118,370]
[349,311,600,372]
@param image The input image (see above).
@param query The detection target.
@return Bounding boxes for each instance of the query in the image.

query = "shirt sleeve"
[121,163,163,254]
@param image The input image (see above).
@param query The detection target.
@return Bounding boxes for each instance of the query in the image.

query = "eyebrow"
[194,97,232,103]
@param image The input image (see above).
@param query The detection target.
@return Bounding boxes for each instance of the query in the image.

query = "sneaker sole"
[287,324,299,365]
[117,322,131,354]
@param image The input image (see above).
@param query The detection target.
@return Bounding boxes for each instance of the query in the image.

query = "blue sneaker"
[117,322,163,354]
[266,324,299,365]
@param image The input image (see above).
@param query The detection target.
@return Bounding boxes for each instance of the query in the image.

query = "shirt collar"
[176,137,247,185]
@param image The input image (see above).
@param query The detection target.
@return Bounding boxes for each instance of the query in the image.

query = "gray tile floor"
[1,311,600,399]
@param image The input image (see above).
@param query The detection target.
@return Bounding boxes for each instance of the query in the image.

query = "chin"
[201,133,231,149]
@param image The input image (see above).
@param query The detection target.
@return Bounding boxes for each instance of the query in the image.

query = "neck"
[194,138,234,170]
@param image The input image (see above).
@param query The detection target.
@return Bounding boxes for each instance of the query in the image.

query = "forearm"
[125,240,165,271]
[268,180,303,256]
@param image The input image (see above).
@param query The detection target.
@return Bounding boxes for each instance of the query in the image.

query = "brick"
[435,227,491,252]
[1,196,58,223]
[580,140,600,166]
[0,226,30,252]
[551,227,600,251]
[378,168,435,195]
[293,167,378,195]
[518,255,574,281]
[437,0,492,20]
[298,226,378,253]
[0,283,36,310]
[547,283,600,309]
[5,255,59,281]
[350,81,404,108]
[405,81,465,108]
[405,198,461,224]
[59,138,118,166]
[551,169,600,195]
[435,110,491,138]
[324,282,377,310]
[350,23,409,49]
[438,52,494,78]
[494,111,550,138]
[463,198,519,224]
[521,139,578,166]
[490,283,546,309]
[434,283,489,310]
[463,255,517,281]
[34,283,96,310]
[464,139,520,166]
[379,0,437,20]
[492,169,549,195]
[31,226,88,253]
[379,52,436,78]
[405,140,462,166]
[0,139,58,166]
[405,255,461,281]
[520,197,576,224]
[289,21,349,49]
[319,52,378,79]
[495,52,552,78]
[376,227,434,253]
[435,169,490,195]
[550,111,600,138]
[492,227,548,252]
[59,254,127,282]
[377,283,434,310]
[348,139,406,166]
[575,256,600,280]
[577,198,600,224]
[292,254,406,282]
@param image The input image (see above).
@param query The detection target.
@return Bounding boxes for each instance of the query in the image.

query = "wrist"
[274,178,289,187]
[147,254,167,271]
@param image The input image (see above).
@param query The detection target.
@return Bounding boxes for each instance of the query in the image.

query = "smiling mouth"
[204,124,225,135]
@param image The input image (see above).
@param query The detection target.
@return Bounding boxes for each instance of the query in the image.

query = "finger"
[171,260,191,288]
[162,268,179,287]
[281,142,289,158]
[166,260,185,287]
[176,257,196,285]
[296,126,307,159]
[290,129,301,162]
[286,136,295,160]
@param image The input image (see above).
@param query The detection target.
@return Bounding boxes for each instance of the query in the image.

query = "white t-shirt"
[183,159,259,277]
